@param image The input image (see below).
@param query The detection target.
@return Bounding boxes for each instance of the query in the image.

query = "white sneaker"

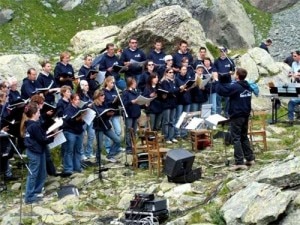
[87,155,96,159]
[36,193,44,198]
[81,155,87,161]
[107,158,117,163]
[120,147,126,152]
[166,140,172,144]
[171,139,178,143]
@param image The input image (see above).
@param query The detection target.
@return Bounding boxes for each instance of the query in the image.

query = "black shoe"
[4,176,19,181]
[60,172,72,177]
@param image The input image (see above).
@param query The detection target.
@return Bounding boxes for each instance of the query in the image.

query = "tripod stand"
[7,134,32,225]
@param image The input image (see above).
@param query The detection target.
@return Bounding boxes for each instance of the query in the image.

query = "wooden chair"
[137,114,151,145]
[129,128,148,169]
[144,130,170,177]
[189,129,213,151]
[248,111,267,151]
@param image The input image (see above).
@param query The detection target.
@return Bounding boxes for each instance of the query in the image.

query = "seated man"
[288,96,300,126]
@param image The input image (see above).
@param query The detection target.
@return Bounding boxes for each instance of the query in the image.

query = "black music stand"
[269,85,300,124]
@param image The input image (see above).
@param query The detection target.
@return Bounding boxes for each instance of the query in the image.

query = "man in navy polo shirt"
[213,47,235,117]
[99,43,126,90]
[120,37,146,84]
[148,40,166,66]
[172,40,193,72]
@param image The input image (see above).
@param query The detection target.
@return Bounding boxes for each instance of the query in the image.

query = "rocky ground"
[269,1,300,61]
[0,121,299,225]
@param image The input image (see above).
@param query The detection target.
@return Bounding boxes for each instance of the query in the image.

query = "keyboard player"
[287,51,300,125]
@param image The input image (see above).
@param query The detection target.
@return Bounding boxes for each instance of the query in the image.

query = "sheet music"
[200,77,211,89]
[175,112,187,129]
[48,131,66,149]
[82,108,96,126]
[205,114,227,127]
[96,71,106,84]
[185,117,204,130]
[47,117,63,134]
[135,95,156,105]
[129,59,146,66]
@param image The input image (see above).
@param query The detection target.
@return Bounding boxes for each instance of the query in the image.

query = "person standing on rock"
[172,40,193,72]
[287,51,300,125]
[99,43,126,90]
[213,47,235,117]
[20,68,38,100]
[193,46,207,69]
[120,37,147,85]
[23,102,54,204]
[259,38,272,54]
[54,51,75,89]
[213,68,255,171]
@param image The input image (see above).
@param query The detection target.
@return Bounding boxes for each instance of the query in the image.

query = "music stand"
[205,114,231,166]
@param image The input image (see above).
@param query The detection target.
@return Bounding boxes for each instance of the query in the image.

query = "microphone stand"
[114,87,132,169]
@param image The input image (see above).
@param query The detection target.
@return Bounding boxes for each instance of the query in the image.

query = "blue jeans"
[95,129,121,162]
[288,98,300,121]
[216,94,229,117]
[175,104,190,137]
[149,113,162,131]
[81,122,95,158]
[61,131,83,173]
[208,93,217,114]
[105,116,122,153]
[162,108,176,141]
[25,150,46,203]
[116,79,126,91]
[125,117,138,152]
[190,103,202,113]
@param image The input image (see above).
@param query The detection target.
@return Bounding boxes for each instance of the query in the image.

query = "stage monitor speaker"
[164,149,195,178]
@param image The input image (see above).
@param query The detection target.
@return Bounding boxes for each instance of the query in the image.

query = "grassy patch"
[238,0,272,43]
[206,42,219,59]
[0,0,146,57]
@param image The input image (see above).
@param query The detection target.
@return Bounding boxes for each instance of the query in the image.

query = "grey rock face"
[117,5,207,55]
[98,0,133,16]
[57,0,83,11]
[221,182,295,225]
[137,0,255,49]
[0,9,14,25]
[269,2,300,61]
[248,0,298,13]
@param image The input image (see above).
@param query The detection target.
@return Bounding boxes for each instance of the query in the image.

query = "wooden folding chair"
[248,111,267,151]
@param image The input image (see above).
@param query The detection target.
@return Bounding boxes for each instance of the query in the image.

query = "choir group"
[0,38,236,204]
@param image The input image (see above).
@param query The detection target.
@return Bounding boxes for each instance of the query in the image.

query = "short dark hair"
[179,40,188,46]
[266,39,272,44]
[106,43,114,50]
[126,77,136,88]
[41,60,50,68]
[27,68,36,75]
[129,37,138,43]
[199,47,206,52]
[83,54,92,60]
[236,68,247,80]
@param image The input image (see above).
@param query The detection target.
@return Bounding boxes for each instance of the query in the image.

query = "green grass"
[238,0,272,43]
[0,0,154,57]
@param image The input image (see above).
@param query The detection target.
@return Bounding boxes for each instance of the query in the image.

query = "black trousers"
[230,116,255,165]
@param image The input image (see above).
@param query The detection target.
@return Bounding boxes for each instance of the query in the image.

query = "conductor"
[213,68,255,171]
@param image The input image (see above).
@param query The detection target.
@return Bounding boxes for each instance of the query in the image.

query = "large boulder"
[0,54,42,82]
[221,182,295,225]
[117,5,208,56]
[57,0,83,11]
[137,0,255,49]
[70,26,121,54]
[98,0,133,16]
[0,9,14,25]
[248,0,298,13]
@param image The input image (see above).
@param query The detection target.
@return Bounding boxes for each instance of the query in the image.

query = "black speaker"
[164,149,195,178]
